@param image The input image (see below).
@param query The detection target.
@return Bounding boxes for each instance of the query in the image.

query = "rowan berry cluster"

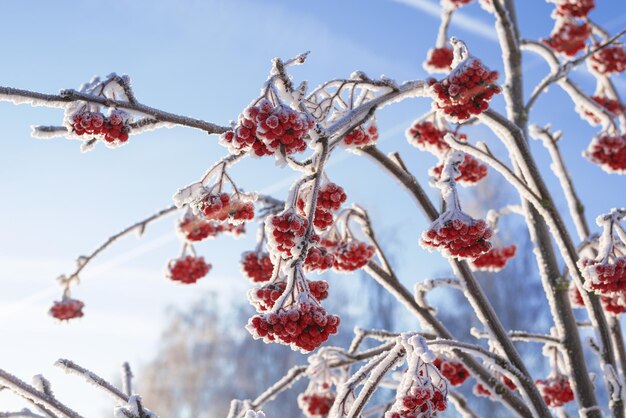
[423,47,454,73]
[266,209,309,258]
[584,134,626,174]
[589,45,626,76]
[343,122,379,148]
[428,56,500,122]
[405,121,449,154]
[196,192,255,224]
[69,109,131,145]
[250,281,287,311]
[179,215,244,242]
[549,0,595,18]
[432,357,470,386]
[471,245,517,272]
[49,297,85,321]
[422,217,492,260]
[297,182,347,231]
[247,302,340,352]
[536,375,574,408]
[543,20,591,56]
[579,257,626,294]
[167,256,211,284]
[570,282,626,315]
[431,154,488,186]
[298,392,335,418]
[304,246,336,272]
[473,375,517,398]
[386,387,447,418]
[331,239,376,272]
[220,98,315,157]
[241,251,274,283]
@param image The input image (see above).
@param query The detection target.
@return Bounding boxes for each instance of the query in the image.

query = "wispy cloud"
[391,0,498,42]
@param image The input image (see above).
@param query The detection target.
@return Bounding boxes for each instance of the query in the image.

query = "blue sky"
[0,0,625,415]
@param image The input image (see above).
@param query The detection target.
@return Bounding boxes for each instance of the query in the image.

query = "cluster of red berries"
[297,182,347,231]
[298,392,335,417]
[432,357,470,386]
[406,121,449,154]
[474,375,517,398]
[304,246,336,272]
[589,45,626,76]
[247,302,340,352]
[179,216,245,242]
[241,251,274,283]
[197,192,255,224]
[422,217,493,259]
[343,122,379,148]
[431,154,488,185]
[584,134,626,174]
[167,256,211,284]
[69,110,131,145]
[543,20,591,56]
[220,99,315,157]
[570,282,626,315]
[471,245,517,272]
[536,375,574,407]
[550,0,595,18]
[428,57,500,122]
[579,257,626,294]
[250,281,287,311]
[49,297,85,321]
[332,240,376,272]
[387,387,447,418]
[581,96,624,125]
[424,47,454,73]
[266,210,309,257]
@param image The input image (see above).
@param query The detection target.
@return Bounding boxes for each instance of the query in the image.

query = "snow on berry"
[430,153,488,186]
[423,47,454,73]
[195,192,255,224]
[589,45,626,76]
[471,244,517,271]
[342,122,379,148]
[543,20,591,56]
[298,392,335,418]
[584,133,626,174]
[536,375,574,408]
[304,246,336,272]
[297,182,347,231]
[266,209,309,258]
[569,282,585,307]
[241,251,274,283]
[256,100,316,156]
[385,336,448,418]
[579,257,626,294]
[432,357,470,386]
[49,297,85,321]
[548,0,595,18]
[249,281,288,311]
[422,151,493,259]
[178,213,245,242]
[68,109,131,147]
[332,239,376,272]
[428,39,500,122]
[219,101,273,157]
[167,255,211,284]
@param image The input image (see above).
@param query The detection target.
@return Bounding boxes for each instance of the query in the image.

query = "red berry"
[167,256,211,284]
[49,297,84,321]
[421,215,493,260]
[589,45,626,75]
[584,134,626,174]
[298,392,335,417]
[433,357,470,386]
[536,375,574,407]
[471,245,517,271]
[241,251,274,283]
[424,47,454,73]
[543,20,590,57]
[266,209,309,258]
[343,122,379,148]
[550,0,595,18]
[332,240,376,272]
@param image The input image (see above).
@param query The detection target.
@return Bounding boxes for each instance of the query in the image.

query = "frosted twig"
[0,410,47,418]
[54,359,128,404]
[121,363,133,398]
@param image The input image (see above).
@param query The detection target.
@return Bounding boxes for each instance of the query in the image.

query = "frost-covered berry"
[549,0,595,18]
[167,256,211,284]
[536,375,574,408]
[428,56,500,122]
[266,209,309,258]
[49,297,85,321]
[304,246,336,272]
[250,281,287,311]
[579,256,626,294]
[308,280,330,301]
[219,104,273,157]
[241,251,274,283]
[421,216,493,259]
[433,357,470,386]
[471,245,517,271]
[332,240,376,272]
[589,45,626,75]
[424,47,454,73]
[178,215,244,242]
[298,392,335,418]
[584,134,626,174]
[297,182,347,231]
[256,101,316,156]
[543,20,591,56]
[316,183,347,212]
[196,192,255,223]
[601,293,626,315]
[343,122,379,148]
[406,121,449,155]
[69,109,131,146]
[247,303,340,352]
[431,153,488,186]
